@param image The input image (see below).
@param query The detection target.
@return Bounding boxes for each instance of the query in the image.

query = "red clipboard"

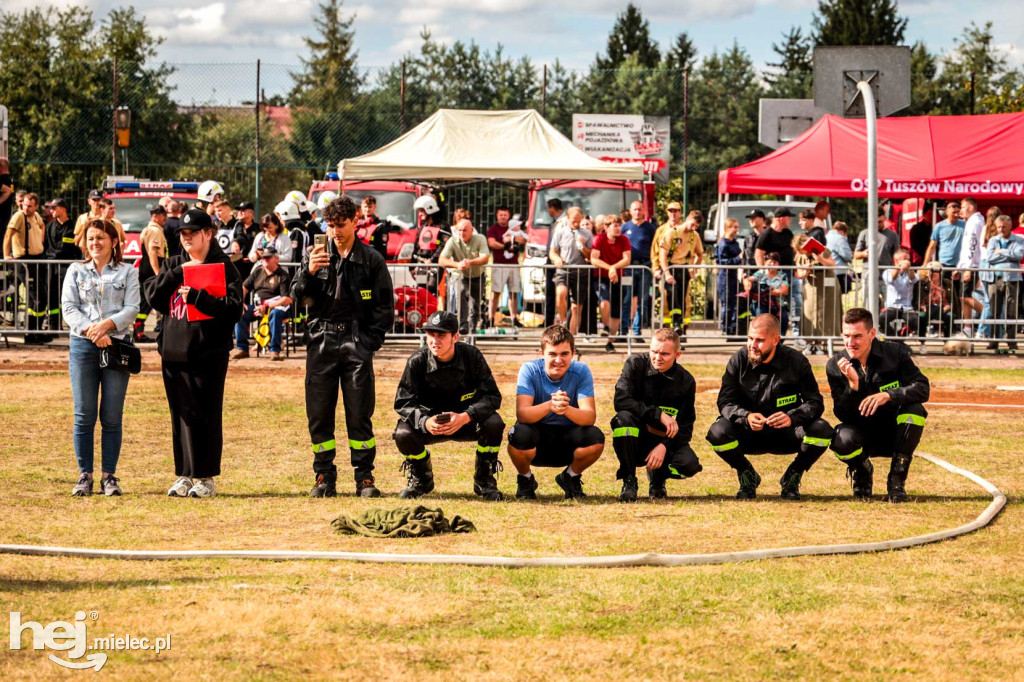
[801,237,826,255]
[182,263,226,321]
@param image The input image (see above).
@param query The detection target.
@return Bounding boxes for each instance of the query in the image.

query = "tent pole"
[858,81,879,324]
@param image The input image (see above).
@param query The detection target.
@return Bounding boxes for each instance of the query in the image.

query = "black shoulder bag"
[99,336,142,375]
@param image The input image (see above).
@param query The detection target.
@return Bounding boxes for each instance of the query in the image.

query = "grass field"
[1,353,1022,680]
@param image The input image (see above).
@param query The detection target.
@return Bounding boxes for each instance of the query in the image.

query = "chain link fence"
[6,63,737,221]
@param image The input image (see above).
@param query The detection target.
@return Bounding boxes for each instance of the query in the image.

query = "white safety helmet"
[414,194,440,216]
[316,191,339,212]
[274,200,301,222]
[197,180,225,203]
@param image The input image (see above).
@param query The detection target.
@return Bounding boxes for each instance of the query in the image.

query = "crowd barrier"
[3,259,1021,351]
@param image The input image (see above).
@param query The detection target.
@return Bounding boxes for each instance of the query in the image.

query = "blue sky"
[11,0,1023,105]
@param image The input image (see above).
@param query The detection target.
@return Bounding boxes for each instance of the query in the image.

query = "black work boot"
[356,476,381,498]
[847,459,874,499]
[554,467,587,499]
[736,466,761,500]
[515,474,539,499]
[618,474,639,502]
[887,454,912,503]
[399,457,435,499]
[779,462,804,500]
[473,455,504,501]
[310,472,337,498]
[647,469,668,499]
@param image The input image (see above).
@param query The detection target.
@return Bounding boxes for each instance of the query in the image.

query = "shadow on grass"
[0,577,213,592]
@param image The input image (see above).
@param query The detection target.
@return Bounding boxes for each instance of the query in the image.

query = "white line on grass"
[0,453,1005,568]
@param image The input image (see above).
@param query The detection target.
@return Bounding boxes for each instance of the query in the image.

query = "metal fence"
[5,259,1022,355]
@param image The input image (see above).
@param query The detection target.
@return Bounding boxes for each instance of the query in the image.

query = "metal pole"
[970,71,975,115]
[400,61,407,133]
[112,57,118,175]
[682,67,689,210]
[857,80,879,324]
[255,59,261,217]
[542,64,548,117]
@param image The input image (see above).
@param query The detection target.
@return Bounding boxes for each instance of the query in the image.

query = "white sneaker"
[167,476,193,497]
[919,342,928,355]
[188,477,216,498]
[974,330,987,339]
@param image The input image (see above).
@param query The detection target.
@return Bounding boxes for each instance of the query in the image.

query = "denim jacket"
[982,234,1024,283]
[61,260,141,339]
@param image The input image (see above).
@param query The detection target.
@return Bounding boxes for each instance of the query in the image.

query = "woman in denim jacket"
[61,219,140,496]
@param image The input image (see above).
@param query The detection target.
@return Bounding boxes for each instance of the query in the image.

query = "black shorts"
[598,279,623,311]
[507,421,605,468]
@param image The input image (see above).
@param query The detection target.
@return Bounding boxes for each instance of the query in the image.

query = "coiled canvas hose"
[0,453,1005,568]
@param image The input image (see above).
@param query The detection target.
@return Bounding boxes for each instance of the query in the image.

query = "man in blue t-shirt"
[621,200,657,337]
[923,200,966,267]
[508,325,605,499]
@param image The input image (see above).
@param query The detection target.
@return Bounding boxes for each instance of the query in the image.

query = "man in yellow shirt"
[3,192,48,343]
[135,204,170,342]
[658,209,704,336]
[73,189,104,252]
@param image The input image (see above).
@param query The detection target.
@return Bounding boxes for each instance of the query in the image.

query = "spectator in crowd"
[357,196,389,260]
[659,208,704,338]
[250,213,293,263]
[232,201,258,254]
[854,215,901,306]
[73,189,104,252]
[392,310,505,501]
[294,197,394,498]
[827,308,929,502]
[194,181,224,215]
[412,193,450,297]
[706,313,833,500]
[799,208,826,244]
[576,215,601,335]
[96,199,127,248]
[508,325,604,500]
[611,328,700,502]
[278,200,314,259]
[486,205,526,329]
[592,214,607,235]
[880,249,922,348]
[825,221,854,293]
[793,232,839,355]
[213,200,236,232]
[754,207,794,267]
[164,200,185,259]
[956,197,986,337]
[983,214,1023,352]
[975,205,1003,341]
[3,192,47,343]
[549,206,594,335]
[134,204,169,343]
[1016,212,1024,236]
[621,200,657,339]
[145,209,243,499]
[439,218,489,334]
[0,158,13,246]
[743,209,768,267]
[744,251,789,332]
[232,246,292,361]
[922,200,965,269]
[43,198,78,336]
[61,219,140,497]
[591,213,631,353]
[650,203,683,326]
[543,198,568,326]
[813,200,830,231]
[920,264,953,338]
[715,217,742,337]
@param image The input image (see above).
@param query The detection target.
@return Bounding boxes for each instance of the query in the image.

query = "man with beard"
[705,313,833,500]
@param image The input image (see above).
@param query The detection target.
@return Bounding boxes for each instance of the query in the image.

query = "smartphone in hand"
[435,412,452,424]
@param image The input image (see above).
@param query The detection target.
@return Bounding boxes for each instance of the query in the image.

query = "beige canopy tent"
[338,108,645,181]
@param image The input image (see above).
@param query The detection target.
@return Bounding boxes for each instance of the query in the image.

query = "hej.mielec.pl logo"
[10,611,172,671]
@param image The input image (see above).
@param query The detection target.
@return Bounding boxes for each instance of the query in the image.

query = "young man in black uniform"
[826,308,930,502]
[44,198,78,335]
[293,197,394,498]
[357,195,389,261]
[706,313,834,499]
[392,310,505,501]
[612,328,701,501]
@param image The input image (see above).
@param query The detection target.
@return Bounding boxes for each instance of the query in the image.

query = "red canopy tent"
[719,112,1024,200]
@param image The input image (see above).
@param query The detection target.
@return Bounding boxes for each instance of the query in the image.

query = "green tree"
[288,0,362,109]
[594,3,661,70]
[664,32,697,72]
[907,41,943,115]
[765,27,813,99]
[934,22,1012,114]
[812,0,908,46]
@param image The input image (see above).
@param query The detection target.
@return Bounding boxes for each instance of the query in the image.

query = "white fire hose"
[0,453,1005,568]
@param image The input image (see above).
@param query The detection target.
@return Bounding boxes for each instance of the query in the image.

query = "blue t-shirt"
[621,220,657,263]
[515,358,595,427]
[931,219,966,266]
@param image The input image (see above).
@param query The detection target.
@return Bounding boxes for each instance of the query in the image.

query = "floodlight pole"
[858,80,879,323]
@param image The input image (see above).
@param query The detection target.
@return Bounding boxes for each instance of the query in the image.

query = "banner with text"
[572,114,671,184]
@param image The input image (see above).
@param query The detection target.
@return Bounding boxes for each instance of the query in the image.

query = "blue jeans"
[69,335,130,475]
[717,275,738,335]
[620,264,653,335]
[235,304,287,353]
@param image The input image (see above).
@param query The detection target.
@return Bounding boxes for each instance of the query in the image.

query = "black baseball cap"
[746,209,765,219]
[237,201,254,212]
[421,311,459,334]
[773,207,794,218]
[176,208,214,231]
[261,246,279,258]
[88,189,103,201]
[48,198,69,210]
[148,203,167,215]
